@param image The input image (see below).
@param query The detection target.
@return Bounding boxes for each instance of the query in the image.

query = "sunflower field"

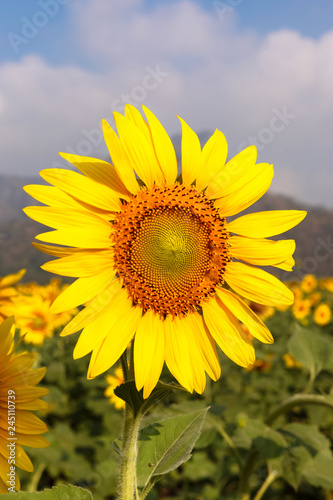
[1,271,333,500]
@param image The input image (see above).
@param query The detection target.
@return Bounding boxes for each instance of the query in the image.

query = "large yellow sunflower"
[0,317,49,493]
[24,105,306,398]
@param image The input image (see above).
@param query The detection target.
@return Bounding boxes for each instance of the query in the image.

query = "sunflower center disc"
[113,184,230,317]
[131,209,210,295]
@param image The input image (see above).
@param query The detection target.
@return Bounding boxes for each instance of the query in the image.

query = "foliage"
[4,276,333,499]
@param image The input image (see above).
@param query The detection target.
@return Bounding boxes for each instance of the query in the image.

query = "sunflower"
[0,270,26,323]
[105,368,125,410]
[12,282,78,345]
[292,298,311,320]
[0,317,49,493]
[301,274,317,294]
[314,303,332,326]
[24,105,306,398]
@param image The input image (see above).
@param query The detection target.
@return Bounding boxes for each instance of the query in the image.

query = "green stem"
[265,393,333,426]
[27,462,46,492]
[118,406,143,500]
[253,469,279,500]
[213,419,243,470]
[139,477,160,500]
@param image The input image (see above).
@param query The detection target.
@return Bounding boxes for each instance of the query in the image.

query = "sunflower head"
[0,317,49,493]
[24,104,306,398]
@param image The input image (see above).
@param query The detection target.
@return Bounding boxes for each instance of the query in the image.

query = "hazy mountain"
[0,174,332,283]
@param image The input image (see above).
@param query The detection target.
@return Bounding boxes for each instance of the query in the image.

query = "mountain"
[0,174,332,283]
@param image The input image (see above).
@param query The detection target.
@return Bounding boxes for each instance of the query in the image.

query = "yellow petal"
[203,296,255,367]
[102,119,140,195]
[195,129,228,191]
[275,256,295,271]
[0,269,26,288]
[73,287,134,359]
[227,210,307,238]
[216,288,273,343]
[41,250,114,278]
[13,411,48,435]
[143,105,178,184]
[179,314,208,394]
[50,268,116,313]
[229,236,296,267]
[32,243,95,258]
[205,145,257,199]
[39,168,121,211]
[87,303,142,378]
[24,185,82,208]
[125,104,151,143]
[164,315,193,393]
[215,163,274,217]
[34,227,113,248]
[114,112,164,187]
[134,310,165,398]
[187,313,221,381]
[59,153,130,199]
[225,261,294,306]
[60,280,121,336]
[24,205,111,233]
[178,116,202,186]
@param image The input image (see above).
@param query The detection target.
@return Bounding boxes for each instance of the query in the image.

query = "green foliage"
[136,408,208,489]
[0,485,92,499]
[12,279,333,500]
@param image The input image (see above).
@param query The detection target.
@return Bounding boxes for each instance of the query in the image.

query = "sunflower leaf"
[0,484,93,499]
[114,380,183,417]
[136,407,209,489]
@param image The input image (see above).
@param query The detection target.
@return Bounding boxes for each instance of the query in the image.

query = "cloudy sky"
[1,0,332,207]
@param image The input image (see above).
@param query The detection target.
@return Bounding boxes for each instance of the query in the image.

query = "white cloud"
[1,0,333,208]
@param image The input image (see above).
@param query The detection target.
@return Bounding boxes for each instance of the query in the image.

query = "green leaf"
[269,446,312,491]
[114,380,183,417]
[0,485,93,499]
[280,423,330,454]
[242,419,287,459]
[288,325,333,377]
[136,408,209,489]
[303,451,333,489]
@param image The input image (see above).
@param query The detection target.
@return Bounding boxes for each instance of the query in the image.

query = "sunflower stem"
[118,404,143,500]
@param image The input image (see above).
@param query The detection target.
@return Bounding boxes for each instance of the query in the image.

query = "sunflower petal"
[143,105,178,184]
[215,163,274,217]
[87,303,142,378]
[178,116,201,186]
[203,296,255,367]
[60,280,121,336]
[39,169,121,211]
[164,315,193,392]
[114,112,164,187]
[50,268,116,313]
[134,310,165,398]
[227,210,307,238]
[59,153,130,198]
[41,250,114,278]
[225,261,294,306]
[216,287,273,343]
[196,129,228,191]
[205,145,257,199]
[229,237,296,267]
[102,119,140,195]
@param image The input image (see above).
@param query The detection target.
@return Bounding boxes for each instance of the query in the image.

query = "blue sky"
[0,0,333,207]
